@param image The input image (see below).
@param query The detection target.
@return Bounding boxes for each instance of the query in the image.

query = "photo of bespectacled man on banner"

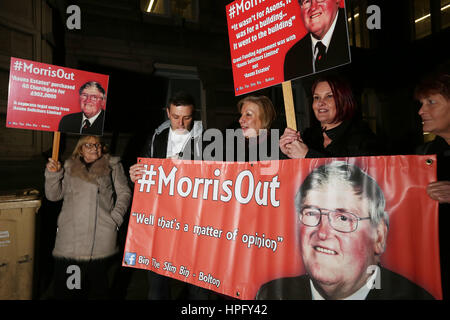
[123,156,442,300]
[256,161,435,300]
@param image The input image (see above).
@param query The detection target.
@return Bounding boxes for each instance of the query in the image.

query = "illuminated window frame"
[413,0,450,39]
[141,0,199,22]
[346,2,369,48]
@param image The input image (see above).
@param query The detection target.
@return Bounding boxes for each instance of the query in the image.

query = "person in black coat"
[284,1,351,81]
[256,162,434,300]
[280,75,383,159]
[58,81,106,135]
[414,71,450,299]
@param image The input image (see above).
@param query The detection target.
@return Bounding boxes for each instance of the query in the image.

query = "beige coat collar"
[69,154,111,184]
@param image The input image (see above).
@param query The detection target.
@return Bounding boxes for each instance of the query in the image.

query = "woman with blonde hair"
[230,95,279,162]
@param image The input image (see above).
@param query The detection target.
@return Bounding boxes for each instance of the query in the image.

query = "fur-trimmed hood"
[68,154,112,184]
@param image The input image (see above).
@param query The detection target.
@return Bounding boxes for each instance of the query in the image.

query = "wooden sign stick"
[282,81,297,131]
[52,131,60,161]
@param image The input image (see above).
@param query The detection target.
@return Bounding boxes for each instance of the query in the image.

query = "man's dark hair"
[79,81,106,96]
[167,91,196,109]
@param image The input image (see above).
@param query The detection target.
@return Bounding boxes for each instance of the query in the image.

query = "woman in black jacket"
[414,71,449,299]
[280,75,382,158]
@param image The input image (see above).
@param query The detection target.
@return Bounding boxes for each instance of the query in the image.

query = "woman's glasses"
[83,143,102,150]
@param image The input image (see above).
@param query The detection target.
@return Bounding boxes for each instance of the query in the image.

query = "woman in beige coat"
[45,135,131,299]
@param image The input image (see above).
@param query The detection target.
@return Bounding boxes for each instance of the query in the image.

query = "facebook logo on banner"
[124,252,137,266]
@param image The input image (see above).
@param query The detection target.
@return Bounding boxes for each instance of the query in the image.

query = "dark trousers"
[52,256,116,300]
[147,271,171,299]
[147,271,211,300]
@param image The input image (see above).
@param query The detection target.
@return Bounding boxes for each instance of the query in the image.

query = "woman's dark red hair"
[311,75,355,124]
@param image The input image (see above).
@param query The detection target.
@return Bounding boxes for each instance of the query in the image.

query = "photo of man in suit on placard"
[58,81,106,135]
[284,0,351,81]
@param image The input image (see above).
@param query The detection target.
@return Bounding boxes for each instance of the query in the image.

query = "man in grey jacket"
[129,91,207,299]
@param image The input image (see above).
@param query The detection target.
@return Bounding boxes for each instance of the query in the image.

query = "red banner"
[226,0,349,96]
[123,156,441,300]
[6,57,109,133]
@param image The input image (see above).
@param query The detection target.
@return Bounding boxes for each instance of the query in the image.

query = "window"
[145,0,167,15]
[352,7,362,47]
[414,0,449,39]
[346,5,354,46]
[346,3,369,48]
[141,0,198,22]
[442,0,450,29]
[414,0,432,39]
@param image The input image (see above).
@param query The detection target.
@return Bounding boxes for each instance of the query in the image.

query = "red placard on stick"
[6,57,109,134]
[226,0,349,96]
